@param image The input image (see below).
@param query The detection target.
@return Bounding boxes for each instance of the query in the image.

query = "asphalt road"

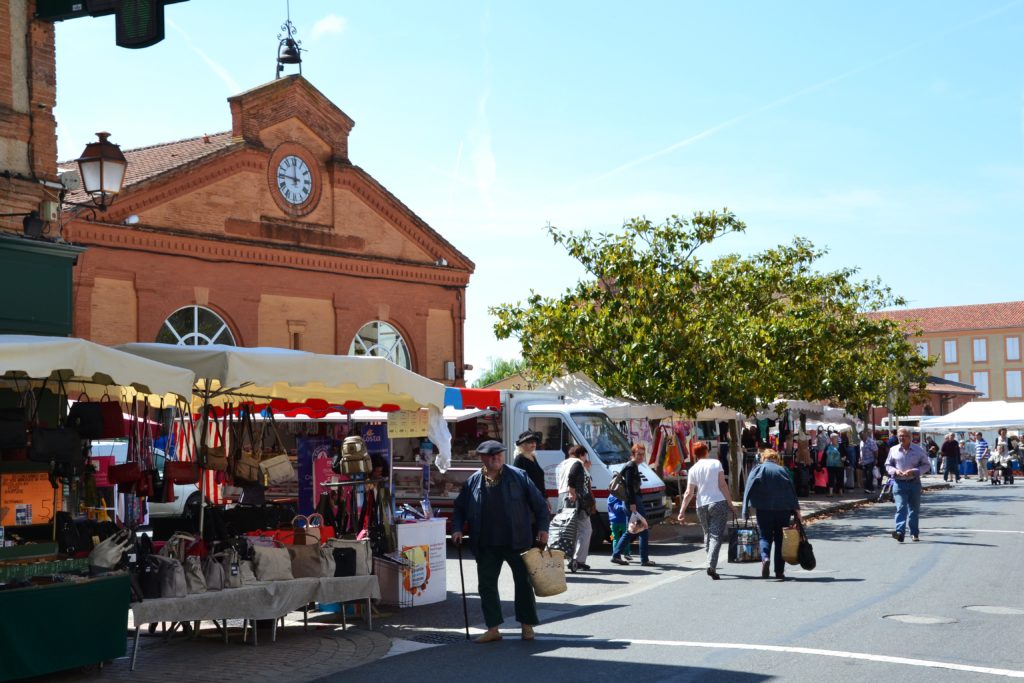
[319,478,1024,682]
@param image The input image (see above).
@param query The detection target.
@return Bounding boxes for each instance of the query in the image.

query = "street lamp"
[74,132,127,210]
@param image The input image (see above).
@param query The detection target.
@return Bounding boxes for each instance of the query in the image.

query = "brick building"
[871,301,1024,405]
[60,74,473,384]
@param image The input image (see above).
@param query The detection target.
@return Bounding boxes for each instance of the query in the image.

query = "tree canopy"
[491,210,929,417]
[471,357,528,388]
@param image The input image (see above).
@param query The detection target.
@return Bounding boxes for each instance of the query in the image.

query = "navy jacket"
[741,462,799,518]
[451,464,550,555]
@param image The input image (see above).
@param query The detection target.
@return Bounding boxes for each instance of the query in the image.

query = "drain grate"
[411,632,468,645]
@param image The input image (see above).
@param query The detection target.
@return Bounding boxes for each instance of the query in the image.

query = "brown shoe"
[474,629,503,644]
[521,624,535,641]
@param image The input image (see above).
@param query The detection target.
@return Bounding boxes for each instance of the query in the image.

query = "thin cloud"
[167,18,240,93]
[311,14,346,41]
[589,0,1024,186]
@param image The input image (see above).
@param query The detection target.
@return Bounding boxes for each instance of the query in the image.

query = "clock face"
[275,155,313,205]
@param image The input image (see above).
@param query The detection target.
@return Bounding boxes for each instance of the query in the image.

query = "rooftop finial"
[275,0,303,79]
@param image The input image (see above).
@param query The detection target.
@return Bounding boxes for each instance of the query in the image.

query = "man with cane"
[451,440,550,643]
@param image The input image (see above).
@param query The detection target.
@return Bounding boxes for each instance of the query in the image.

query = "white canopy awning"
[0,335,195,402]
[919,401,1024,431]
[543,372,675,421]
[116,343,451,469]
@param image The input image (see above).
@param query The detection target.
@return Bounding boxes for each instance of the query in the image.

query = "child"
[607,494,632,560]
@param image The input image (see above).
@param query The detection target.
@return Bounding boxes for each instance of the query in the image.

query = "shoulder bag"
[796,520,816,570]
[253,540,293,581]
[325,537,372,576]
[259,409,296,486]
[232,408,262,485]
[199,405,229,472]
[202,555,225,591]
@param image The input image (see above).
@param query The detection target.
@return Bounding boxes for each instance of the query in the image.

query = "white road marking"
[928,528,1024,534]
[603,638,1024,678]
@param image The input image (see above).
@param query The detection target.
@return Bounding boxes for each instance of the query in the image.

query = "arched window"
[349,321,411,369]
[156,305,236,346]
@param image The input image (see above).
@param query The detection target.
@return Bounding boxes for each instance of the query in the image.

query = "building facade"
[872,301,1024,403]
[61,75,474,384]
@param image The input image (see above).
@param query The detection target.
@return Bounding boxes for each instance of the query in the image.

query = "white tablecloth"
[130,576,380,624]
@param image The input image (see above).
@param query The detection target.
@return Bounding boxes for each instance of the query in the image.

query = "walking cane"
[457,540,470,640]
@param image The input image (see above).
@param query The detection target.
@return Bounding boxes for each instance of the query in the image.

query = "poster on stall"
[396,519,447,605]
[359,422,390,454]
[90,455,115,487]
[387,410,429,438]
[0,472,60,526]
[297,436,333,516]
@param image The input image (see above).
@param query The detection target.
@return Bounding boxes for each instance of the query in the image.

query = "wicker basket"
[520,547,567,597]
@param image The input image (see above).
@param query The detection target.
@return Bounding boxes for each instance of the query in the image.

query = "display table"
[376,519,446,607]
[0,574,129,682]
[128,575,380,670]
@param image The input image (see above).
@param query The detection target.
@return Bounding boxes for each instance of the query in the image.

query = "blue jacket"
[451,464,550,555]
[607,495,628,524]
[741,462,799,518]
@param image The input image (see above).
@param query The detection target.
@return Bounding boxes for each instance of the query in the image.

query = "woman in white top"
[677,441,737,579]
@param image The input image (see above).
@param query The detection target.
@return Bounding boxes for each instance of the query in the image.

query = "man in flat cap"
[452,440,550,643]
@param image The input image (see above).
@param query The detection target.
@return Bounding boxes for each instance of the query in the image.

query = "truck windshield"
[571,413,631,465]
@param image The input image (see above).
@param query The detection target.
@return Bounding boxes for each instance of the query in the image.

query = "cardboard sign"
[0,472,60,526]
[387,410,428,438]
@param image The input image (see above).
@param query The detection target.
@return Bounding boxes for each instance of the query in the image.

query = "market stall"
[115,343,452,631]
[0,335,195,681]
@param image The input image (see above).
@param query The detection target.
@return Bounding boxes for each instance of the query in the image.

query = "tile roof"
[868,301,1024,333]
[59,132,238,204]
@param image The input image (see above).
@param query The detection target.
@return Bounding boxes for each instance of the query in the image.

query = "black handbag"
[332,547,357,577]
[55,511,84,555]
[67,401,104,440]
[0,407,28,449]
[29,426,83,464]
[797,522,816,570]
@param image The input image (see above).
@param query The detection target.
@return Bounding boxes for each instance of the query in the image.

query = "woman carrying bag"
[742,449,803,581]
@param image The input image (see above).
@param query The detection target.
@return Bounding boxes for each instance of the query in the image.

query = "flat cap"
[475,440,507,456]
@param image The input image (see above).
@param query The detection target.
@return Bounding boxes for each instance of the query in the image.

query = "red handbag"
[98,394,128,438]
[165,460,200,484]
[107,462,142,489]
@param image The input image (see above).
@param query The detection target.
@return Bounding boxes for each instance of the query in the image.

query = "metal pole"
[197,396,210,536]
[457,541,470,640]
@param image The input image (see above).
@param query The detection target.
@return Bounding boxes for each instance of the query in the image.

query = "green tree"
[491,211,929,489]
[472,357,528,388]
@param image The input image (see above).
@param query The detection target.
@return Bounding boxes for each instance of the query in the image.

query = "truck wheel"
[589,513,611,552]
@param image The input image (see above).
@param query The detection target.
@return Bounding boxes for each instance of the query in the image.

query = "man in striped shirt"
[975,432,990,483]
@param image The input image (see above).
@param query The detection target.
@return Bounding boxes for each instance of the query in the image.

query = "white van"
[392,390,667,546]
[88,440,202,520]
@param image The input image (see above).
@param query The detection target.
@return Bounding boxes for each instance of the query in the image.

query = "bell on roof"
[275,1,303,79]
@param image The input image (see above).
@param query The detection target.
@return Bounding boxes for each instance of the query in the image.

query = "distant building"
[870,301,1024,404]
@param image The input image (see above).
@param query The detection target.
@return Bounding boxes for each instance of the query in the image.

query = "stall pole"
[457,541,470,640]
[196,395,211,537]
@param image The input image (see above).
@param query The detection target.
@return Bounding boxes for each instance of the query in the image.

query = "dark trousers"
[862,463,876,492]
[943,456,961,482]
[755,509,793,575]
[826,466,844,494]
[476,545,538,628]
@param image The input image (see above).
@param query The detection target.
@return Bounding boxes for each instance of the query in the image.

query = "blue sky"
[55,2,1024,383]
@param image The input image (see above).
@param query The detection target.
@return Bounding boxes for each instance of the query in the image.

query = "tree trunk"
[729,419,743,499]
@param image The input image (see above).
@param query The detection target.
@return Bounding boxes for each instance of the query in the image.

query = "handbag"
[253,541,294,581]
[29,426,82,464]
[259,410,296,485]
[782,526,801,565]
[233,409,262,485]
[238,559,259,585]
[184,555,207,593]
[0,404,28,449]
[202,555,225,591]
[797,521,816,571]
[200,405,229,472]
[107,462,142,490]
[287,543,322,578]
[727,519,760,563]
[520,547,567,597]
[165,459,200,484]
[219,546,243,588]
[326,537,371,576]
[332,547,357,577]
[154,556,187,598]
[88,529,132,570]
[292,514,323,545]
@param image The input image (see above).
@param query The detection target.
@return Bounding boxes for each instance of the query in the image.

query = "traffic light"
[35,0,189,49]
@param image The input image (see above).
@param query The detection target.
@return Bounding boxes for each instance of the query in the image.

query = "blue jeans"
[892,478,922,537]
[755,509,792,575]
[612,500,649,562]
